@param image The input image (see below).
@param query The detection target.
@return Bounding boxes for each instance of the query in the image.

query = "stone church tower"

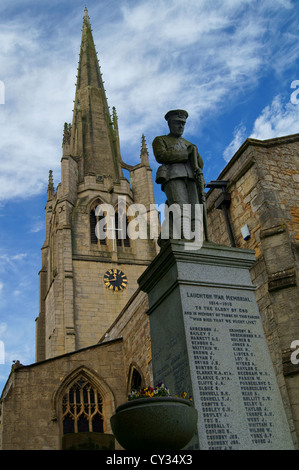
[0,10,157,450]
[36,8,158,361]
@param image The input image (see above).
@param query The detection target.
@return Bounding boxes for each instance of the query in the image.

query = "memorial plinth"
[138,240,294,450]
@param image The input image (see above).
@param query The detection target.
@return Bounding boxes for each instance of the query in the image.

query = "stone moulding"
[138,240,257,307]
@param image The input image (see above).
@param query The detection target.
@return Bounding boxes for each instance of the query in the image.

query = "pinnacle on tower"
[47,170,54,200]
[63,122,72,145]
[112,106,118,128]
[140,134,150,166]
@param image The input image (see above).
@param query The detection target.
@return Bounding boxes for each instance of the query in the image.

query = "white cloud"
[0,16,77,201]
[0,322,7,336]
[223,124,247,162]
[0,0,298,199]
[29,219,44,234]
[13,283,28,297]
[98,0,298,157]
[250,95,299,140]
[223,93,299,161]
[0,252,27,275]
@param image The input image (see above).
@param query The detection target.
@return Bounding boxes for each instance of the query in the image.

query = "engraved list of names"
[182,287,293,450]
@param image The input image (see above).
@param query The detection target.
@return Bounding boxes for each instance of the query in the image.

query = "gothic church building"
[1,9,299,450]
[0,10,158,450]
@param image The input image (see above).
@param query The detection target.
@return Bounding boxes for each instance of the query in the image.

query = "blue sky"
[1,0,299,393]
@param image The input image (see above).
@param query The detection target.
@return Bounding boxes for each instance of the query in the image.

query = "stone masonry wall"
[0,340,126,450]
[100,289,153,393]
[72,260,150,350]
[206,135,299,446]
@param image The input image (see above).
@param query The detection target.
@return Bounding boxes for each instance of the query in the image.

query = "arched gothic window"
[62,376,104,434]
[115,211,130,248]
[90,202,131,249]
[130,368,142,391]
[90,208,106,245]
[127,365,143,394]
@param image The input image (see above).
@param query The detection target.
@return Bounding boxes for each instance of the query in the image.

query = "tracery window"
[90,203,131,249]
[90,209,106,245]
[62,376,104,434]
[115,212,130,247]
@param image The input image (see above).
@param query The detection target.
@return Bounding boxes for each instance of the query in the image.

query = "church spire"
[70,8,122,181]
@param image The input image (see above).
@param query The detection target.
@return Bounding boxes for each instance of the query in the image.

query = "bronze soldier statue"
[152,109,209,243]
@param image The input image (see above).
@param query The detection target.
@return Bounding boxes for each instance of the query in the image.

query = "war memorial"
[138,109,294,450]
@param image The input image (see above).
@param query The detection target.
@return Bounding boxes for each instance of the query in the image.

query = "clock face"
[103,269,128,292]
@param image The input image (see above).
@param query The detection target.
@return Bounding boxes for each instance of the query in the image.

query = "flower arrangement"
[128,382,192,401]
